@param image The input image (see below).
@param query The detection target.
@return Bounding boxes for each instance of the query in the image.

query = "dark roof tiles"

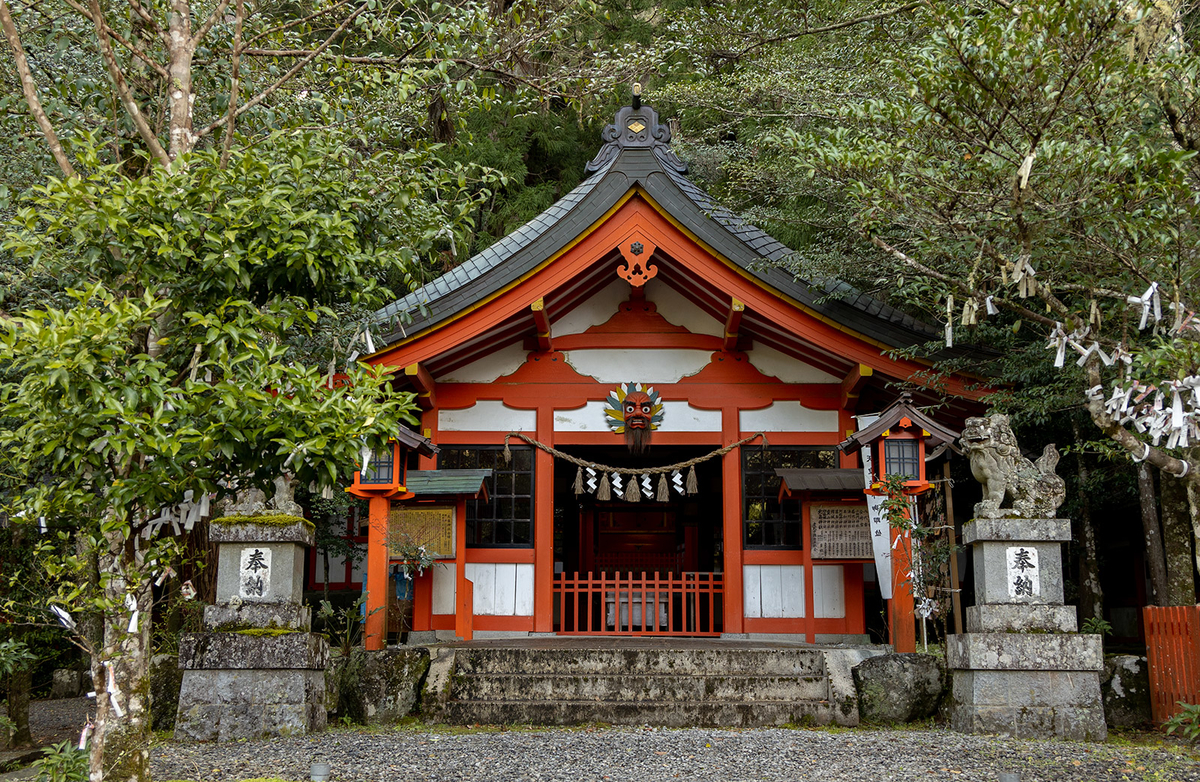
[372,105,940,350]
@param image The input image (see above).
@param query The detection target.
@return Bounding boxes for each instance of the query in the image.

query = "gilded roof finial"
[632,82,642,110]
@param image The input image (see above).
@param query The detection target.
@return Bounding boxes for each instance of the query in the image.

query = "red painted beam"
[531,297,553,352]
[723,298,745,353]
[405,362,437,411]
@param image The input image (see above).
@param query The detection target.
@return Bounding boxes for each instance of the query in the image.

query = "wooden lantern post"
[838,396,960,654]
[346,433,437,650]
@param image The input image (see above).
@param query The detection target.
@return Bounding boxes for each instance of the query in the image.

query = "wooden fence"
[1143,605,1200,723]
[555,571,722,636]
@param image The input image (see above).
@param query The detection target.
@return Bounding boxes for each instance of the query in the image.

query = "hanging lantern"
[875,418,928,490]
[838,395,961,497]
[348,440,412,499]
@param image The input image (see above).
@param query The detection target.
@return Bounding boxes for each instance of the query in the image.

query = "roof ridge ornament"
[585,87,687,175]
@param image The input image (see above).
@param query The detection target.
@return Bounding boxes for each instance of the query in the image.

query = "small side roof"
[776,469,866,496]
[404,469,491,500]
[395,427,439,458]
[837,393,962,455]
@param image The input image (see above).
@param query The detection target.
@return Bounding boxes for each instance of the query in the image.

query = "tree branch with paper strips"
[784,0,1200,582]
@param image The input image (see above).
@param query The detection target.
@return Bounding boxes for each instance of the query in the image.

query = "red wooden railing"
[554,571,723,636]
[1143,605,1200,723]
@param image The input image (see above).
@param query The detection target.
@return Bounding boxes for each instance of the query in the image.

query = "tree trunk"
[89,534,152,782]
[1160,470,1197,605]
[1071,420,1103,621]
[1139,462,1170,606]
[166,0,195,158]
[1187,464,1200,588]
[7,667,32,748]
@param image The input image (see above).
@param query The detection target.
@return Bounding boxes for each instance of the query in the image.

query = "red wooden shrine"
[351,99,984,650]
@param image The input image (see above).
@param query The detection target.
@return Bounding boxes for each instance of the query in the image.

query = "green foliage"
[318,592,381,657]
[0,639,36,677]
[1081,616,1114,636]
[1165,702,1200,743]
[31,742,89,782]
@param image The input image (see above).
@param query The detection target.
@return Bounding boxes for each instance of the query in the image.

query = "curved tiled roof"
[373,102,938,349]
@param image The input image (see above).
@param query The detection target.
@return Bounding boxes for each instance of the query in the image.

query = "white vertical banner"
[856,413,893,599]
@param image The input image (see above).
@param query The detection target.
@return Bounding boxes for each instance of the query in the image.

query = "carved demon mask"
[605,382,663,455]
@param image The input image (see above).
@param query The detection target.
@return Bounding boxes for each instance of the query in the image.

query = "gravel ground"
[152,724,1200,782]
[0,697,91,749]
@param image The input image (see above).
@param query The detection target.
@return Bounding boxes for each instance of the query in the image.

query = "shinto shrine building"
[351,99,983,649]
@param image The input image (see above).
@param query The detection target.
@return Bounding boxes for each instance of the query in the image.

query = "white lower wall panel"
[513,564,535,615]
[464,562,535,616]
[432,563,457,615]
[813,565,846,618]
[743,565,805,618]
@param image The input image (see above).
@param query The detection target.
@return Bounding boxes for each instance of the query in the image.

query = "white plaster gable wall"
[746,343,841,384]
[563,349,712,384]
[554,280,630,335]
[552,279,723,337]
[739,401,839,432]
[439,401,536,432]
[643,279,723,336]
[435,342,529,383]
[553,400,721,432]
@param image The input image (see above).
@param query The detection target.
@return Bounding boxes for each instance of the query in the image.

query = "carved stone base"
[947,633,1106,742]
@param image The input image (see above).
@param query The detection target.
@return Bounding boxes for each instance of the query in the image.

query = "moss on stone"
[210,513,313,529]
[232,628,299,637]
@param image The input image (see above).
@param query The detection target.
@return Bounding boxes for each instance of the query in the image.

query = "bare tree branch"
[88,0,171,166]
[62,0,170,80]
[242,0,353,48]
[196,1,372,139]
[0,0,76,177]
[219,0,242,169]
[191,0,231,48]
[727,2,922,62]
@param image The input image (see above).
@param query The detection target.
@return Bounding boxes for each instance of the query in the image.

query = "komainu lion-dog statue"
[960,413,1066,519]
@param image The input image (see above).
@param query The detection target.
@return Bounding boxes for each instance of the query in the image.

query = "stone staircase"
[436,643,866,728]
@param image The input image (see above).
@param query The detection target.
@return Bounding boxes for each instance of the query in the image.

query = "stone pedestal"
[174,515,328,741]
[948,517,1106,741]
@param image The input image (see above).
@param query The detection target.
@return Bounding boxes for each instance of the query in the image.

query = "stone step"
[452,673,830,703]
[454,647,827,677]
[443,699,851,728]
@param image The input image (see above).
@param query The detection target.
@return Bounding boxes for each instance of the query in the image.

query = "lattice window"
[742,447,835,548]
[439,446,534,547]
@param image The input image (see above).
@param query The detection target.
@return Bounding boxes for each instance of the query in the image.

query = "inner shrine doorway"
[552,446,725,636]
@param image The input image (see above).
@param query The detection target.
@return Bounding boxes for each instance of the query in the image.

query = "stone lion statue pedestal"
[947,414,1106,741]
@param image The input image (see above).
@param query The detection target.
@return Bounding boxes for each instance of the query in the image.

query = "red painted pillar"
[412,571,433,632]
[364,495,390,650]
[889,526,916,653]
[534,408,555,632]
[721,409,744,634]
